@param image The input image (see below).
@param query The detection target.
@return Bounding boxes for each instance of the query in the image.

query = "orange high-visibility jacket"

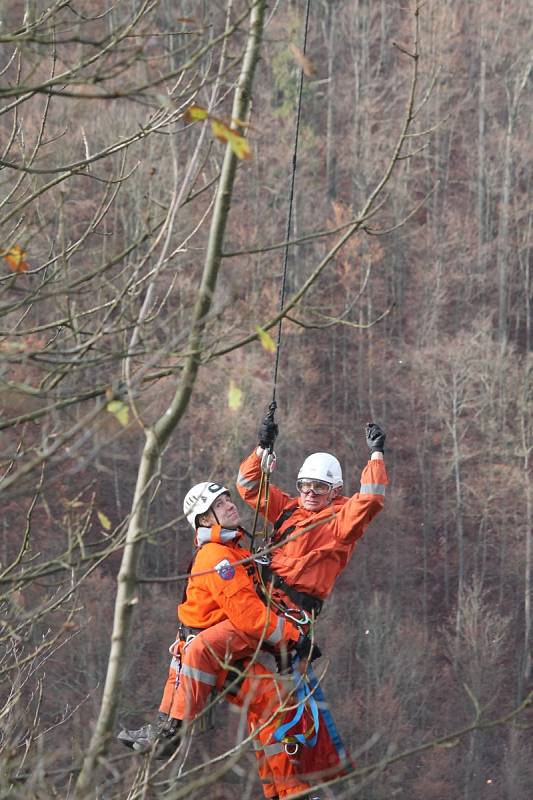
[236,451,388,600]
[178,525,299,648]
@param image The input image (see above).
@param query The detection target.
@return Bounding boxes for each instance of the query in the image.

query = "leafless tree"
[3,2,531,799]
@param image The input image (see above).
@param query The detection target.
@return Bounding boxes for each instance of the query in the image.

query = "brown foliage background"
[1,1,531,798]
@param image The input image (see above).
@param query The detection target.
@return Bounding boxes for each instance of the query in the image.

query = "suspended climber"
[119,480,322,799]
[118,415,387,800]
[237,412,388,619]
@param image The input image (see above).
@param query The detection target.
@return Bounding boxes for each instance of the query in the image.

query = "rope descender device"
[261,448,276,474]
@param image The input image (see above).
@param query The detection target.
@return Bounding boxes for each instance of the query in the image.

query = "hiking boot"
[117,722,154,750]
[118,712,181,758]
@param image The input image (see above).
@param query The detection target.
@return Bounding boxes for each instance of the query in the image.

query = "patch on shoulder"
[214,558,235,581]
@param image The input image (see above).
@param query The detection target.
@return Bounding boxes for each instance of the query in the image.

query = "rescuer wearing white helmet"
[237,412,388,613]
[296,452,343,512]
[182,481,240,530]
[118,477,323,799]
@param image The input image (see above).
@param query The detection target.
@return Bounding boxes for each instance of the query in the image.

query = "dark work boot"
[118,712,181,758]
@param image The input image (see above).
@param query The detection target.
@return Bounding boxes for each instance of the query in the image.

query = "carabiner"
[284,608,310,627]
[168,638,180,655]
[253,552,271,566]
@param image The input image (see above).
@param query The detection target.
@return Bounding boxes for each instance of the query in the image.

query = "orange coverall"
[236,450,388,604]
[159,525,311,798]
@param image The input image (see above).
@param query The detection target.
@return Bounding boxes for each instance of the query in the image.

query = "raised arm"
[333,422,388,542]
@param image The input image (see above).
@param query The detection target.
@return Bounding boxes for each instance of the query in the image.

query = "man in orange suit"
[236,417,388,617]
[119,481,319,799]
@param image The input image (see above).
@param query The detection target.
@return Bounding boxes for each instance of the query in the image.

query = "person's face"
[297,479,338,512]
[206,492,240,528]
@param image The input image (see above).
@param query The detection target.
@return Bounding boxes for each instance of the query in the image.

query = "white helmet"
[183,482,230,529]
[297,453,343,488]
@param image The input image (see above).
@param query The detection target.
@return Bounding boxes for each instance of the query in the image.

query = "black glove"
[293,634,322,663]
[366,422,386,454]
[258,402,278,449]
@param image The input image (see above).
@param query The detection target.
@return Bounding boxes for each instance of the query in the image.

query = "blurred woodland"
[0,1,531,799]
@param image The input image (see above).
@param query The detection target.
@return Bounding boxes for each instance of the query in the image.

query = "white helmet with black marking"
[183,482,230,530]
[297,452,343,488]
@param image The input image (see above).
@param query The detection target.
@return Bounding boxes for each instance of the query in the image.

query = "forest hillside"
[0,2,531,799]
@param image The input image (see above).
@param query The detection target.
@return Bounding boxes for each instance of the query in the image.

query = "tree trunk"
[521,365,532,691]
[74,3,267,795]
[451,378,465,639]
[323,0,337,199]
[477,42,487,278]
[497,62,532,345]
[523,446,532,685]
[497,111,513,346]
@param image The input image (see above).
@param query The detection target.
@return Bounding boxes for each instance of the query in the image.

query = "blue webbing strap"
[306,664,350,767]
[274,660,320,747]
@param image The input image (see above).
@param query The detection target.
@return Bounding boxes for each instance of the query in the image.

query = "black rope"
[271,0,312,407]
[251,1,311,555]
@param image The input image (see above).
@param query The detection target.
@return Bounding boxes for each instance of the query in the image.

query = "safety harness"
[258,564,323,617]
[273,658,351,770]
[253,504,324,617]
[274,662,319,750]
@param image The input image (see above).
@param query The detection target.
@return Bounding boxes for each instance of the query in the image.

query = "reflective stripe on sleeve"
[170,656,180,671]
[360,482,386,495]
[265,616,284,646]
[180,664,217,686]
[236,472,260,490]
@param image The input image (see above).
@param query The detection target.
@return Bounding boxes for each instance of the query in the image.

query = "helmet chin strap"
[207,507,238,530]
[200,505,240,530]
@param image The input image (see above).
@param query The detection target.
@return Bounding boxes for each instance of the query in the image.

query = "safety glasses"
[296,479,332,496]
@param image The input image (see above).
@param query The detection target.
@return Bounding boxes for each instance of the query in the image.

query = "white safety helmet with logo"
[297,453,343,489]
[183,481,230,529]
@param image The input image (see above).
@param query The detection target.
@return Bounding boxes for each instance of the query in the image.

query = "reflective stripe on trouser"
[164,619,285,722]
